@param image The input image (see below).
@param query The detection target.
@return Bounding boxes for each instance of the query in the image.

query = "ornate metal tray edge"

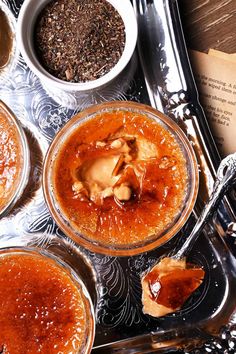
[0,0,236,353]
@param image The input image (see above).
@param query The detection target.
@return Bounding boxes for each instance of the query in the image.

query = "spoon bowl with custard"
[43,101,199,256]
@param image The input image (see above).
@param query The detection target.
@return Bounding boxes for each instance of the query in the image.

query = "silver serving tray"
[1,0,236,353]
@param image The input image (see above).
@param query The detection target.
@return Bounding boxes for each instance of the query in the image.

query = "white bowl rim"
[17,0,138,92]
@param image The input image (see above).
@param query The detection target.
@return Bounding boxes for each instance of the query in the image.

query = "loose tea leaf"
[34,0,126,83]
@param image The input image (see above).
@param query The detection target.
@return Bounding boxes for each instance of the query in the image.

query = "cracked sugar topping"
[142,257,205,317]
[0,108,22,214]
[34,0,125,82]
[0,252,89,353]
[53,110,189,246]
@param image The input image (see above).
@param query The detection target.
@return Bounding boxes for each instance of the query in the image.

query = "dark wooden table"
[179,0,236,53]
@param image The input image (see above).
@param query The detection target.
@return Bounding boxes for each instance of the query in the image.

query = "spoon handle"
[174,152,236,259]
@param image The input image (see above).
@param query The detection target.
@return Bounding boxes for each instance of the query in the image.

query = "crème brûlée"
[53,109,189,246]
[0,252,92,354]
[0,106,23,214]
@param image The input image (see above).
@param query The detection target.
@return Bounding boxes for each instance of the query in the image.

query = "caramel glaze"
[0,9,13,69]
[0,253,87,354]
[0,109,22,213]
[54,110,188,245]
[145,265,205,309]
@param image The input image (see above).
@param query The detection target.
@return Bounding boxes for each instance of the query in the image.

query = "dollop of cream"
[72,135,158,204]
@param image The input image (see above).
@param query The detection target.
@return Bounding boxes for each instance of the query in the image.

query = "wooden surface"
[178,0,236,53]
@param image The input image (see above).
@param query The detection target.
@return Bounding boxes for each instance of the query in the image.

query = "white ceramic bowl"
[17,0,138,108]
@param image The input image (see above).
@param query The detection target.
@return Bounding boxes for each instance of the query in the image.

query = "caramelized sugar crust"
[0,109,22,213]
[142,257,205,317]
[54,110,188,246]
[0,253,87,353]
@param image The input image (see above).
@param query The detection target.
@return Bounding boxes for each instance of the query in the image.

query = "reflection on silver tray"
[0,0,236,353]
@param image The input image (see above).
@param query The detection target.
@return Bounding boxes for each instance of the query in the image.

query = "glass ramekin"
[0,246,95,354]
[0,100,30,218]
[43,101,199,256]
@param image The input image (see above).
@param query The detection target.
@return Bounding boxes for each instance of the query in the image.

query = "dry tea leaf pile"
[35,0,125,82]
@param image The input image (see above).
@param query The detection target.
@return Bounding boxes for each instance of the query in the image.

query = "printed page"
[189,50,236,157]
[208,49,236,64]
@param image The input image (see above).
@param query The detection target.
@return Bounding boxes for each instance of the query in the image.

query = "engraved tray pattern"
[0,0,236,353]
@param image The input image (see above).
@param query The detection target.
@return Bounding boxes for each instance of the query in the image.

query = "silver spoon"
[141,153,236,317]
[173,152,236,260]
